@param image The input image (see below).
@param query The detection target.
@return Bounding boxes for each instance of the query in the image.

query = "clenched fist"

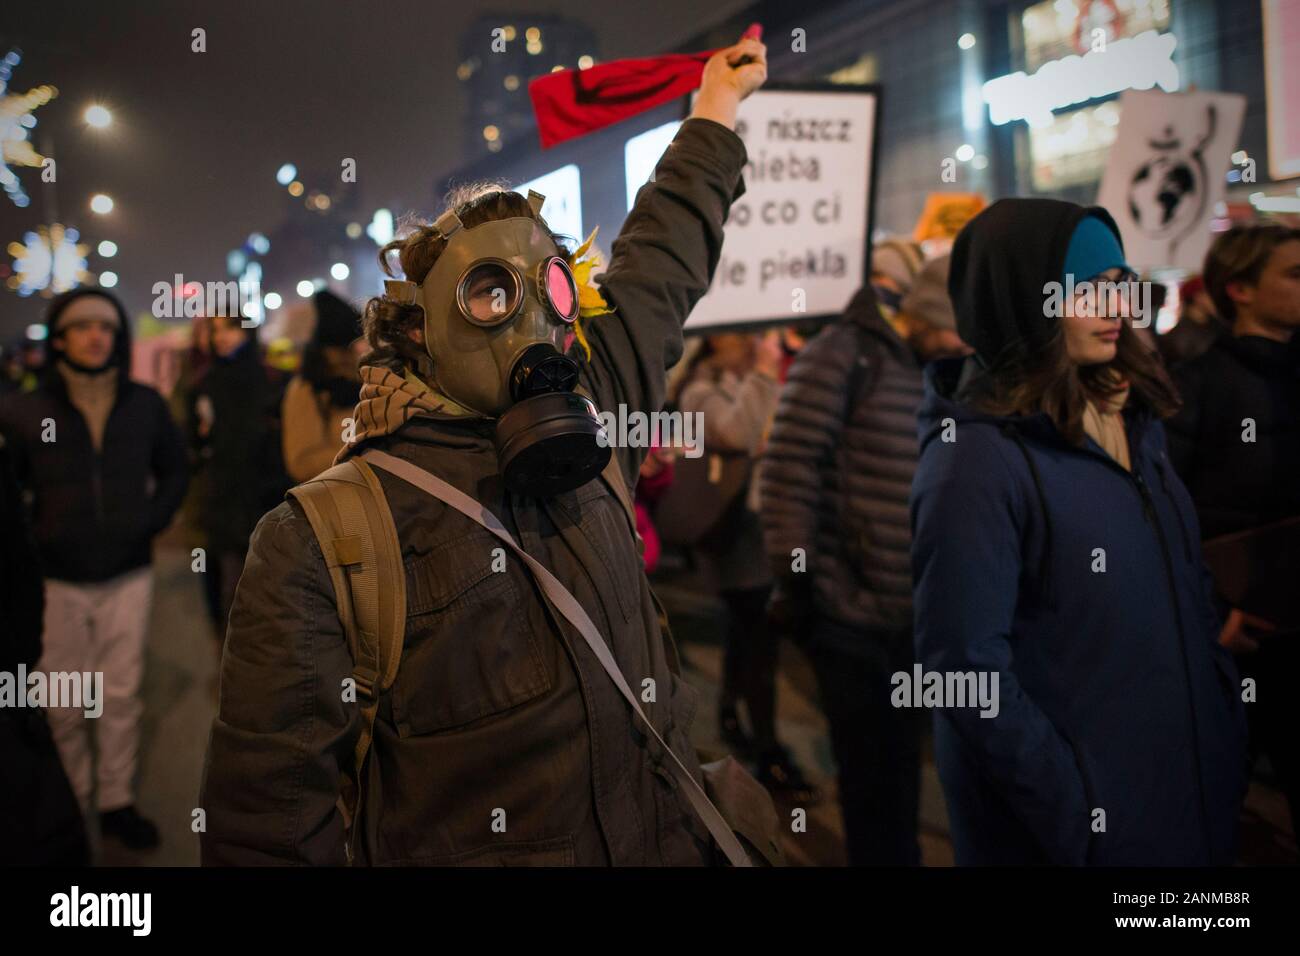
[691,29,768,130]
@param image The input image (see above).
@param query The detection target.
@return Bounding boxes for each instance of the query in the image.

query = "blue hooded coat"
[910,199,1248,865]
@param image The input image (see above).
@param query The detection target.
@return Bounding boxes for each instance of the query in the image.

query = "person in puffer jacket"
[910,198,1248,865]
[759,267,967,864]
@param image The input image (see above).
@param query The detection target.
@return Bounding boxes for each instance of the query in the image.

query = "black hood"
[949,198,1123,368]
[41,288,134,388]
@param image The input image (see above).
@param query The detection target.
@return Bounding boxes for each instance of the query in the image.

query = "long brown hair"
[961,322,1181,445]
[359,183,569,375]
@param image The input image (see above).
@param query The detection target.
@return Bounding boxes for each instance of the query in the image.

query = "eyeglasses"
[456,255,579,327]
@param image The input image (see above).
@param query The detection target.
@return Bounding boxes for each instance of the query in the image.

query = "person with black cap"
[280,290,365,483]
[909,198,1248,865]
[187,311,289,640]
[0,288,188,851]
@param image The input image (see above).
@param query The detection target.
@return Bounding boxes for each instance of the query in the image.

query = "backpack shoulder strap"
[285,458,406,856]
[359,448,754,867]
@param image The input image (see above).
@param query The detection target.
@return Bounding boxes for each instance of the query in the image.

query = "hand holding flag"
[529,24,767,148]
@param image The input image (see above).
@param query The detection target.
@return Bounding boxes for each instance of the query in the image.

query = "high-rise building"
[457,15,599,160]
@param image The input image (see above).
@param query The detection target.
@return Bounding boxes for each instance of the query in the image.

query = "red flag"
[528,24,762,149]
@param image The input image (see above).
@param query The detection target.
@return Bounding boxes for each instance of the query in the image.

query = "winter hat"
[949,198,1124,367]
[900,255,956,330]
[871,238,925,294]
[49,289,124,334]
[312,290,362,347]
[43,288,133,377]
[1062,214,1131,285]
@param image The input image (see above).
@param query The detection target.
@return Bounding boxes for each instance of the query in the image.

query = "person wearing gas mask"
[200,33,769,866]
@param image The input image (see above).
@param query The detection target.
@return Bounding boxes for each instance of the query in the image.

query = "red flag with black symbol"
[528,24,762,149]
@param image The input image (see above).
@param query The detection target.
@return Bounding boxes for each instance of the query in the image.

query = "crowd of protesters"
[1,187,1296,864]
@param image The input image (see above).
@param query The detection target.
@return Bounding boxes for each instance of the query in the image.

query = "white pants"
[37,567,153,813]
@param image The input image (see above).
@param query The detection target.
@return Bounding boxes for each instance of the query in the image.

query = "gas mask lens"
[542,257,579,324]
[458,261,521,327]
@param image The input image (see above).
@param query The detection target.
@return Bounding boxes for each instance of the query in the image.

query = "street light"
[90,193,114,214]
[97,239,117,257]
[84,104,112,128]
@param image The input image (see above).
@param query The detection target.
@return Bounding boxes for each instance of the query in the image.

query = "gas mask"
[385,190,610,497]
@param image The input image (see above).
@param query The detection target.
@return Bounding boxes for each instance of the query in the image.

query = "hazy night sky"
[0,0,754,339]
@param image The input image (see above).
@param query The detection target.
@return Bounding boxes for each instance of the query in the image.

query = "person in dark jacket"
[188,313,289,639]
[1167,224,1300,845]
[760,258,968,865]
[910,198,1247,866]
[0,431,91,865]
[200,35,767,866]
[0,288,188,851]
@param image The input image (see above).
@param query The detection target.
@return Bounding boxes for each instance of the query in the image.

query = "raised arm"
[580,34,765,486]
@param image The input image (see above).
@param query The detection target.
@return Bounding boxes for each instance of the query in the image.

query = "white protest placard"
[678,87,877,330]
[1096,89,1245,272]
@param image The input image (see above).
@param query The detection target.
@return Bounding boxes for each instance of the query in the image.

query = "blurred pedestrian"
[635,443,676,574]
[870,237,925,318]
[1158,275,1225,368]
[187,313,287,639]
[0,289,187,851]
[1167,224,1300,842]
[760,261,969,866]
[677,329,817,800]
[281,290,364,483]
[910,199,1247,865]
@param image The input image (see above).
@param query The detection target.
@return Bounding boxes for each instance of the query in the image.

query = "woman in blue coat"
[910,198,1248,865]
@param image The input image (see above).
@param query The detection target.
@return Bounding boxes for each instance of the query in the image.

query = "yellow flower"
[566,227,613,360]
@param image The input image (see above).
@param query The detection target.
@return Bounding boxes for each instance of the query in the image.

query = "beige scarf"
[57,360,118,452]
[1082,379,1132,471]
[334,365,475,464]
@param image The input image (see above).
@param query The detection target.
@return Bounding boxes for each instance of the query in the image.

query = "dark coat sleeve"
[758,324,856,567]
[579,117,747,489]
[910,427,1092,865]
[146,389,189,537]
[199,501,359,865]
[1165,357,1205,480]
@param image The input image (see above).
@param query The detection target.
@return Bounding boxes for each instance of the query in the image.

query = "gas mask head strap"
[526,190,546,216]
[433,210,464,240]
[384,279,420,305]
